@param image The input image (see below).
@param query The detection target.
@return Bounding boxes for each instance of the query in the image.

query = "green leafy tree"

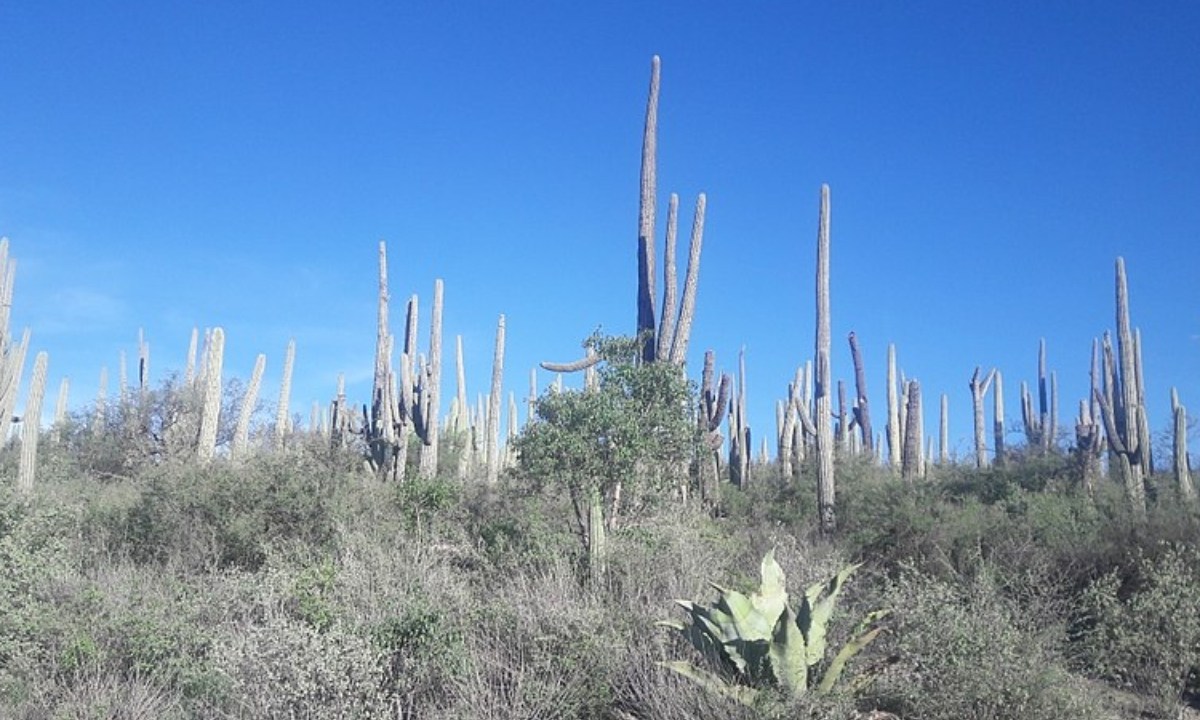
[515,335,696,582]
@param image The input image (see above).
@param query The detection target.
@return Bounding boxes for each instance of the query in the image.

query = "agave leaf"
[798,563,861,666]
[726,637,770,681]
[814,609,890,694]
[659,660,760,707]
[768,605,808,698]
[716,588,774,641]
[752,548,789,624]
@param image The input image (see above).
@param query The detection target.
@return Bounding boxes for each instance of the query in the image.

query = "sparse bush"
[1073,543,1200,715]
[865,568,1114,720]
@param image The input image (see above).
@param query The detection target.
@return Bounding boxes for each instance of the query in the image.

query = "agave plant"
[657,549,888,706]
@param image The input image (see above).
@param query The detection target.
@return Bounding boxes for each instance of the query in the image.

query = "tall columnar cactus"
[17,351,48,492]
[901,380,923,482]
[1094,258,1148,512]
[416,279,444,479]
[1133,329,1153,474]
[93,365,108,435]
[486,314,506,484]
[847,332,873,454]
[196,328,225,463]
[698,350,731,502]
[939,393,949,464]
[814,184,835,535]
[729,348,751,488]
[1171,388,1193,501]
[886,344,901,470]
[275,339,295,445]
[232,353,266,459]
[993,370,1007,466]
[969,367,995,468]
[549,56,706,372]
[51,377,69,443]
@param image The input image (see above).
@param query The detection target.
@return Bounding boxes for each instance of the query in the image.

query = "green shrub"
[1073,543,1200,715]
[865,569,1114,720]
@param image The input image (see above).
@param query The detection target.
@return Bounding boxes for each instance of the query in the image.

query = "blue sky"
[2,1,1198,460]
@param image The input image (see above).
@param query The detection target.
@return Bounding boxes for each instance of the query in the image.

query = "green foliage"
[291,558,338,633]
[867,569,1111,720]
[516,334,696,510]
[1073,544,1200,714]
[98,455,341,571]
[659,549,886,707]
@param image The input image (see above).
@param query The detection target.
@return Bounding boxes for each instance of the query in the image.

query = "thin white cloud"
[31,287,129,335]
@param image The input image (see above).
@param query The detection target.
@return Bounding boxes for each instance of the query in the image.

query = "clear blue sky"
[2,1,1198,460]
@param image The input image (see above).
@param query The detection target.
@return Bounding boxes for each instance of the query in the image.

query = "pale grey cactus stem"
[636,55,660,363]
[93,365,108,435]
[17,351,48,492]
[886,344,901,470]
[51,377,69,443]
[417,279,444,479]
[233,353,266,459]
[274,339,296,444]
[196,328,224,463]
[655,193,679,362]
[1171,388,1193,500]
[813,184,835,535]
[969,367,995,468]
[180,328,195,388]
[486,314,505,484]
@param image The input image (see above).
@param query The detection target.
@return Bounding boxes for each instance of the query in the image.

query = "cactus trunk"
[17,351,48,492]
[814,185,835,535]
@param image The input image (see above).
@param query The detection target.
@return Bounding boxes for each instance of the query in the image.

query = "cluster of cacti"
[1019,339,1058,453]
[776,361,814,483]
[659,549,887,706]
[697,350,730,501]
[728,349,751,488]
[364,242,446,482]
[1092,259,1152,512]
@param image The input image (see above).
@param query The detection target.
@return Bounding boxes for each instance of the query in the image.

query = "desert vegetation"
[1,56,1197,719]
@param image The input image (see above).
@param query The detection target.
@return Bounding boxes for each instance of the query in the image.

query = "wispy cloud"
[31,287,129,335]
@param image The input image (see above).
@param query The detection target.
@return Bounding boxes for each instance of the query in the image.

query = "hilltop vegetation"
[1,361,1199,720]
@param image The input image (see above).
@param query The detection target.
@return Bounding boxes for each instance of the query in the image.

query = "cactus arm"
[656,193,679,362]
[539,354,602,373]
[636,56,660,363]
[667,193,706,366]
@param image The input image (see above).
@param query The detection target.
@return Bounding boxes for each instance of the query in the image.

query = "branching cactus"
[545,56,707,372]
[367,243,446,481]
[1093,258,1149,512]
[659,549,888,707]
[968,367,995,468]
[728,348,751,488]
